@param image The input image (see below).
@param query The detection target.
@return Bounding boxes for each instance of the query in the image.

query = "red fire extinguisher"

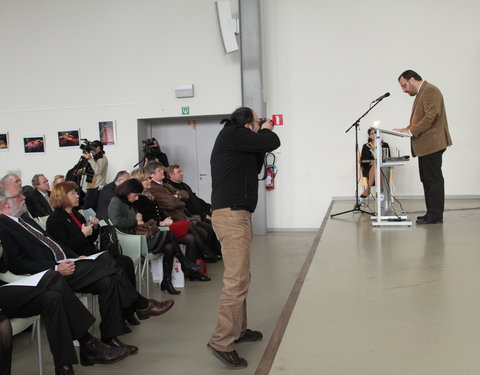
[264,152,277,190]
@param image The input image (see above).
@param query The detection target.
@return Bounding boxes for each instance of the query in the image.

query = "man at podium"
[394,70,452,224]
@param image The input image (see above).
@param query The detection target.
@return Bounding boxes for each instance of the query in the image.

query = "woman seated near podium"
[360,127,390,198]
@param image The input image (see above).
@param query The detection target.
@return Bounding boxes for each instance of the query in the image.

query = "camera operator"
[142,138,169,167]
[82,140,108,210]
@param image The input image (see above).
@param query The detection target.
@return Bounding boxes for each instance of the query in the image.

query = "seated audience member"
[0,244,128,374]
[0,178,174,356]
[146,162,220,261]
[109,179,204,294]
[51,175,65,188]
[0,174,21,188]
[130,168,209,282]
[360,127,391,198]
[166,164,212,222]
[96,170,130,220]
[25,174,54,218]
[46,181,140,326]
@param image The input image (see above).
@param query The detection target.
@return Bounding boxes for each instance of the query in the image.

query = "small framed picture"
[0,133,9,151]
[23,135,45,154]
[98,120,116,146]
[58,129,80,148]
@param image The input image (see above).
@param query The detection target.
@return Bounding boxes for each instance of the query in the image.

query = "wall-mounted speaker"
[216,0,239,54]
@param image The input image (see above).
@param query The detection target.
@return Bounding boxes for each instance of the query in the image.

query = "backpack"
[99,225,122,257]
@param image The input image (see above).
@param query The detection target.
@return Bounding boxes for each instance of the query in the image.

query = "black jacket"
[25,189,53,218]
[96,181,116,220]
[166,179,211,218]
[210,124,280,212]
[46,208,99,256]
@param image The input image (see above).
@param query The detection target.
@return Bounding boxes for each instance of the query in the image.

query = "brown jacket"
[407,81,452,157]
[149,181,189,221]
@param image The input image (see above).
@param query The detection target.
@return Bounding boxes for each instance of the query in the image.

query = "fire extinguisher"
[264,152,277,190]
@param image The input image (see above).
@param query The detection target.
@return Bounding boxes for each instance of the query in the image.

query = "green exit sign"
[181,106,190,115]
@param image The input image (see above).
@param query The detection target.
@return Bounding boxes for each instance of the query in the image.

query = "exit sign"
[181,106,190,115]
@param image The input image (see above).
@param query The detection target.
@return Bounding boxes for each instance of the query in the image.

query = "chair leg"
[36,318,44,375]
[91,295,97,336]
[146,257,150,298]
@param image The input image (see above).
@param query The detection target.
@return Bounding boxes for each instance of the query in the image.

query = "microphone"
[372,92,390,102]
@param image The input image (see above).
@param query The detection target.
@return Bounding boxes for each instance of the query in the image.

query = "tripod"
[330,98,385,218]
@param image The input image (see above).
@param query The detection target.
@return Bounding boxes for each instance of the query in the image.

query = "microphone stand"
[330,98,386,218]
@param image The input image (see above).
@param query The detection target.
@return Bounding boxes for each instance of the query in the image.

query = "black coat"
[167,179,211,218]
[25,189,53,218]
[0,214,77,274]
[96,181,116,220]
[46,208,99,256]
[210,124,280,212]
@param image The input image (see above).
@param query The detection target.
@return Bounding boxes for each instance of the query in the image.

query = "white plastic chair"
[34,215,49,230]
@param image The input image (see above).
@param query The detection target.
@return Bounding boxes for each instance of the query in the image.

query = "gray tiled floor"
[10,231,315,375]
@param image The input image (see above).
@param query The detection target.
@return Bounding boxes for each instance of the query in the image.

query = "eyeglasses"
[400,79,410,90]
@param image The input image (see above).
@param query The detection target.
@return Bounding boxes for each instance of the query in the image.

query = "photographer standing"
[82,140,108,210]
[207,107,280,368]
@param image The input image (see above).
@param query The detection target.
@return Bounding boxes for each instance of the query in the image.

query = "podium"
[371,128,412,227]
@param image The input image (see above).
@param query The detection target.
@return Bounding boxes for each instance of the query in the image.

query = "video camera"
[141,138,161,161]
[79,139,96,154]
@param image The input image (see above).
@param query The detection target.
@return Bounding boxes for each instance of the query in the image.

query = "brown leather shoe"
[102,337,138,355]
[79,336,129,366]
[136,298,174,320]
[55,364,74,375]
[207,343,248,368]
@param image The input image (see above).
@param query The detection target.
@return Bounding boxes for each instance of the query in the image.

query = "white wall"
[0,0,241,183]
[1,0,479,230]
[262,0,480,229]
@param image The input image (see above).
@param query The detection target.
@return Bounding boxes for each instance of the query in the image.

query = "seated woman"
[109,179,205,295]
[46,181,140,327]
[130,169,210,279]
[360,127,390,198]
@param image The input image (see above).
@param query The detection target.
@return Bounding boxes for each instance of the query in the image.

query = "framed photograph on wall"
[0,133,9,151]
[58,129,80,148]
[98,120,116,146]
[23,135,46,154]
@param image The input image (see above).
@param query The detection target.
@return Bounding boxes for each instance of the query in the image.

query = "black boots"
[160,279,180,294]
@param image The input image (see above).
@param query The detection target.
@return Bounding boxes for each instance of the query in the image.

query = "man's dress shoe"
[55,365,74,375]
[416,217,443,224]
[207,343,248,368]
[79,336,129,366]
[102,337,138,355]
[416,214,427,220]
[136,298,174,320]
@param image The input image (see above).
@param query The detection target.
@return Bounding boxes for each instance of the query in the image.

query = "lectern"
[371,128,412,227]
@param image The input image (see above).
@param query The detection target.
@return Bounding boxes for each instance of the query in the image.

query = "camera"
[79,139,96,153]
[142,138,156,147]
[258,118,266,126]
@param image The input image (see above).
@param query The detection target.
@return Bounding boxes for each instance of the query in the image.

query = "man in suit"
[394,70,452,224]
[166,164,212,222]
[0,178,174,359]
[26,174,54,218]
[96,170,129,220]
[0,266,129,375]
